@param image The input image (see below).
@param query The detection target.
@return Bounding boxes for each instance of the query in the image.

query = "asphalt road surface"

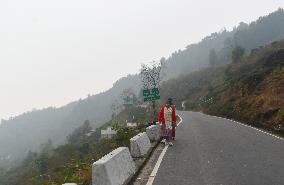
[153,111,284,185]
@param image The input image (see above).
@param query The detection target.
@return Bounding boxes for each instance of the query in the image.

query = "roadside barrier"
[146,125,161,141]
[130,132,151,158]
[92,147,136,185]
[65,124,160,185]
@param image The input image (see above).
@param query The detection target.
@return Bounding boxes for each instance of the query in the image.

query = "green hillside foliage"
[112,106,153,127]
[161,39,284,133]
[0,74,140,168]
[163,8,284,78]
[2,8,284,172]
[233,9,284,50]
[0,108,147,185]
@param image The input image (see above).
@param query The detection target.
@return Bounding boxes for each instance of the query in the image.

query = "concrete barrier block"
[146,125,161,141]
[130,132,151,158]
[62,184,77,185]
[92,147,136,185]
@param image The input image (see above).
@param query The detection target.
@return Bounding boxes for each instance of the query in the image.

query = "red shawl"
[158,105,177,126]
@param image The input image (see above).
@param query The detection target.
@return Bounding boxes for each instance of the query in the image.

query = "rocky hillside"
[163,8,284,79]
[161,39,284,133]
[2,8,284,169]
[0,106,148,185]
[0,74,140,167]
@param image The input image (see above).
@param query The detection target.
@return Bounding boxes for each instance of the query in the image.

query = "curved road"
[153,111,284,185]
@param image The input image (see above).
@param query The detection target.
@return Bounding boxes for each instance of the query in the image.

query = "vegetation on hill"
[163,8,284,78]
[0,74,140,168]
[2,8,284,174]
[0,106,148,185]
[161,39,284,134]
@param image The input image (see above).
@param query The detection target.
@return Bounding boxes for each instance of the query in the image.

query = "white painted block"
[92,147,136,185]
[146,125,161,141]
[130,132,151,158]
[62,184,77,185]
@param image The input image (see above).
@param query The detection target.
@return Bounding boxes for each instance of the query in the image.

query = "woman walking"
[158,98,177,146]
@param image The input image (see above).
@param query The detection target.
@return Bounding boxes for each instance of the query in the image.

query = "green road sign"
[144,95,160,102]
[143,88,160,102]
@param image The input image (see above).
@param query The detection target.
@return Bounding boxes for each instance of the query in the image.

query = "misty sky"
[0,0,283,120]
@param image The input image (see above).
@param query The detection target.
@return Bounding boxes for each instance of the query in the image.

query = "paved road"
[153,111,284,185]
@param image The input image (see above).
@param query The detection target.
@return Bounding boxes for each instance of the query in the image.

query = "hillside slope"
[163,8,284,79]
[0,106,148,185]
[161,39,284,132]
[0,74,140,167]
[2,8,284,168]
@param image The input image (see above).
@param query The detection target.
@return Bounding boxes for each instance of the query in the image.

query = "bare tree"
[140,61,162,89]
[140,61,163,121]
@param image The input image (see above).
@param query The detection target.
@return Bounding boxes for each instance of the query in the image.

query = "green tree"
[209,48,218,67]
[232,46,245,63]
[67,120,92,145]
[35,153,49,175]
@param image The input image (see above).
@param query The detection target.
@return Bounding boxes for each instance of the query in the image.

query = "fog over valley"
[1,1,284,184]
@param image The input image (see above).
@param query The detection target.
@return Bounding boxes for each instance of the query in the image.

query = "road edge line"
[198,112,284,142]
[145,114,183,185]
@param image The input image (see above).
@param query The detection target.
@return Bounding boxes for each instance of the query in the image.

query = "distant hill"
[1,8,284,168]
[161,39,284,132]
[162,8,284,79]
[0,106,148,185]
[2,40,284,185]
[0,74,140,167]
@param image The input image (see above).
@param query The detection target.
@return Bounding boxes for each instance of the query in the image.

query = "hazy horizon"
[0,0,283,120]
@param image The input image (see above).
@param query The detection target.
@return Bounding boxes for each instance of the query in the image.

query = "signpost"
[140,62,162,122]
[143,87,160,102]
[143,87,160,124]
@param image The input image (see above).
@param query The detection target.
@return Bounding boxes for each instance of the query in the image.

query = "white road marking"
[198,112,284,141]
[177,115,183,127]
[146,145,169,185]
[146,111,282,185]
[146,115,183,185]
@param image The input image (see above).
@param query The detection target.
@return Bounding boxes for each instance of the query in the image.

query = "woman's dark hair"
[167,98,173,105]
